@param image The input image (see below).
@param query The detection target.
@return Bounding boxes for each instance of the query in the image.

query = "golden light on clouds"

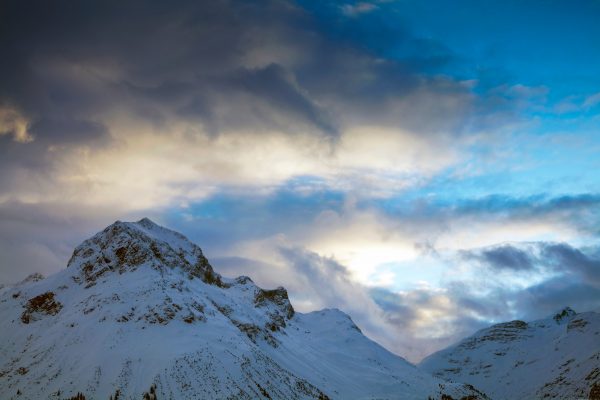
[0,106,33,143]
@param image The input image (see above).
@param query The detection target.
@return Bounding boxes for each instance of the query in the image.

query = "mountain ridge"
[0,218,483,400]
[419,306,600,399]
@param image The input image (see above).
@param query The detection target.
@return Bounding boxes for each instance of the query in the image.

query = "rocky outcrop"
[67,219,221,288]
[21,291,63,324]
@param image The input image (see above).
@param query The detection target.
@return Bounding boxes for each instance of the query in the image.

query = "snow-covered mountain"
[419,307,600,399]
[0,218,484,400]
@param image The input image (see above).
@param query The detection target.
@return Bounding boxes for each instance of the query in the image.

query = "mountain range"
[0,218,598,399]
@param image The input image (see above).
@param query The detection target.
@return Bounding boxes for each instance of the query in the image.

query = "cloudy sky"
[1,0,600,362]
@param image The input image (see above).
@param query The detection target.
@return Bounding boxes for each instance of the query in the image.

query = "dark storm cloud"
[0,0,491,146]
[29,118,109,143]
[540,242,600,285]
[175,63,338,136]
[460,240,600,283]
[463,244,535,271]
[514,278,600,319]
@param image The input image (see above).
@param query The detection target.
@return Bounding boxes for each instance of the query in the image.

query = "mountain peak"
[552,306,576,324]
[67,219,222,288]
[136,217,158,227]
[1,218,487,400]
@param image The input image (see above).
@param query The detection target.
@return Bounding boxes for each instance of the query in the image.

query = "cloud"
[583,92,600,109]
[464,244,535,271]
[457,240,600,284]
[340,2,379,17]
[0,0,500,217]
[0,200,145,283]
[0,106,32,143]
[203,206,600,363]
[540,242,600,285]
[213,244,438,362]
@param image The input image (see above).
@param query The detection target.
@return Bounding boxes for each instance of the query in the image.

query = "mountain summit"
[0,219,483,400]
[419,308,600,399]
[67,218,224,287]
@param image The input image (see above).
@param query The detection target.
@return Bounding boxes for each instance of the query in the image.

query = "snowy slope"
[0,218,485,400]
[419,308,600,399]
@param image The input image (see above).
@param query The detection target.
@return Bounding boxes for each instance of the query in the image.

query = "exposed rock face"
[255,286,295,319]
[0,218,484,400]
[590,382,600,400]
[20,291,63,324]
[459,320,529,349]
[67,219,220,288]
[553,306,577,323]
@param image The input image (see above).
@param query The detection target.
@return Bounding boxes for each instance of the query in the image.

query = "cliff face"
[0,218,482,400]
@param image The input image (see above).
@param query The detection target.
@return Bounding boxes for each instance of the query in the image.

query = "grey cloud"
[540,242,600,285]
[29,118,109,144]
[514,277,600,319]
[212,245,523,362]
[463,244,535,271]
[380,193,600,241]
[0,0,497,215]
[213,246,427,361]
[459,240,600,287]
[369,240,600,359]
[0,0,488,147]
[369,286,489,352]
[0,200,153,284]
[175,63,337,137]
[277,246,372,312]
[454,194,600,220]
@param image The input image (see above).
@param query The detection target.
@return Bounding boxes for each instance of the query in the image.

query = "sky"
[1,0,600,362]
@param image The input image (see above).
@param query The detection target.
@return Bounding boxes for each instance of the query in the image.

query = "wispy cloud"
[340,2,379,17]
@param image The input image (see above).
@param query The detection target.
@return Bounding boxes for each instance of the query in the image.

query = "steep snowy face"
[419,308,600,400]
[0,218,484,400]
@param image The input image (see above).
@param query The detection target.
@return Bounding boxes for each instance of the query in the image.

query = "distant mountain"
[0,218,484,400]
[419,307,600,399]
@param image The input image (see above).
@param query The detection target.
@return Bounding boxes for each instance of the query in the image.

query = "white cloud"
[341,2,378,17]
[583,92,600,109]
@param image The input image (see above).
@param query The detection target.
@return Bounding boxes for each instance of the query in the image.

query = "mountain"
[0,218,484,400]
[419,307,600,399]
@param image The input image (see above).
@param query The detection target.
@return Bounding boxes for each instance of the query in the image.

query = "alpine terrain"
[0,218,485,400]
[420,307,600,399]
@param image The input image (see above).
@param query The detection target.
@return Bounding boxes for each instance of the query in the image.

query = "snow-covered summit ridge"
[65,217,296,328]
